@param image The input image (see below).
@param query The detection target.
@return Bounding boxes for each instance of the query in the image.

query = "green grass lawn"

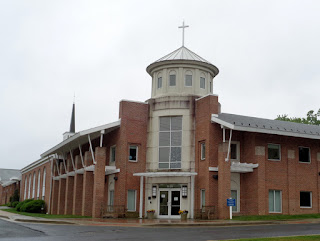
[230,235,320,240]
[3,208,91,219]
[233,213,320,221]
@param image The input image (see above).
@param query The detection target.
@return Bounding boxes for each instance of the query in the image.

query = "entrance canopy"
[133,172,197,177]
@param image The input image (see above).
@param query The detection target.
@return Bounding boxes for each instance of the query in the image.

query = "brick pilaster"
[57,178,66,215]
[51,180,59,214]
[82,151,94,217]
[218,142,231,219]
[92,147,107,218]
[73,155,83,215]
[255,146,266,215]
[288,149,296,214]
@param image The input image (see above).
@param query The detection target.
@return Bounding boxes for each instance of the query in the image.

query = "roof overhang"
[133,172,197,177]
[211,114,320,140]
[21,155,53,174]
[40,119,121,157]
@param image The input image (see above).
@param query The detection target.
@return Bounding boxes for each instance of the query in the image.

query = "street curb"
[13,218,75,225]
[142,221,278,227]
[0,215,10,219]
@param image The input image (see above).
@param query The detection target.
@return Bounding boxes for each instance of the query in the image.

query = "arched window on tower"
[185,70,192,87]
[32,172,36,198]
[169,70,176,86]
[37,170,41,199]
[200,73,206,89]
[42,168,46,200]
[157,72,162,89]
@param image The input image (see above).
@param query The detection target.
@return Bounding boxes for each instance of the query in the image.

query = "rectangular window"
[269,190,282,213]
[129,145,138,162]
[299,147,310,163]
[201,189,205,210]
[169,75,176,86]
[110,146,116,162]
[157,77,162,89]
[200,77,205,89]
[230,143,238,160]
[231,190,238,212]
[200,142,205,160]
[109,190,114,206]
[185,75,192,86]
[159,116,182,169]
[268,144,281,161]
[300,191,312,208]
[127,190,136,211]
[210,81,212,93]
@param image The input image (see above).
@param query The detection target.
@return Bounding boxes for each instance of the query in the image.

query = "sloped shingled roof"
[212,113,320,140]
[0,169,21,186]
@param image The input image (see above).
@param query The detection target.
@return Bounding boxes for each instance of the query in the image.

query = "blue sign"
[227,198,236,206]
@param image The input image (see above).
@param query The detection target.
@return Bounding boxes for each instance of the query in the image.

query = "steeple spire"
[69,102,75,133]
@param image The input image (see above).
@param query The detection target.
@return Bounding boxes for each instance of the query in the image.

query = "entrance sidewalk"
[1,209,320,227]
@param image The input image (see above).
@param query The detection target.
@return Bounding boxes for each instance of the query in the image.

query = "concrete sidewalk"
[1,209,320,227]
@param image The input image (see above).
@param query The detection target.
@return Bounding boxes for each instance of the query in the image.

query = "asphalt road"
[1,218,320,241]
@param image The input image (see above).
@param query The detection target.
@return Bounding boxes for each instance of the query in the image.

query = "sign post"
[227,198,236,220]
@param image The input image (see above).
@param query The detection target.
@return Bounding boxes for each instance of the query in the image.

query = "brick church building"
[18,44,320,220]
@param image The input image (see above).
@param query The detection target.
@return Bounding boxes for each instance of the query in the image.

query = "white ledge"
[133,172,197,177]
[209,162,259,173]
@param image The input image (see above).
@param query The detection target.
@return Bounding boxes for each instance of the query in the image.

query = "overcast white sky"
[1,0,319,169]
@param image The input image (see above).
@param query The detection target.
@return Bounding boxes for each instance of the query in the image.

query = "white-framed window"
[200,77,205,89]
[231,190,239,212]
[201,189,205,210]
[42,168,46,200]
[109,190,114,206]
[169,71,176,86]
[268,144,281,161]
[299,147,311,163]
[159,116,182,169]
[24,177,27,200]
[157,77,162,89]
[269,190,282,213]
[200,142,205,160]
[300,191,312,208]
[37,171,41,199]
[230,142,240,161]
[129,145,138,162]
[127,190,136,211]
[32,172,36,198]
[110,146,116,163]
[28,174,31,199]
[185,71,192,87]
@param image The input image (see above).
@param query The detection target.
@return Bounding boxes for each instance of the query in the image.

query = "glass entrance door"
[159,189,181,218]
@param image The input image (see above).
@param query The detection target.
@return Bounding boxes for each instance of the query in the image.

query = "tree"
[276,109,320,125]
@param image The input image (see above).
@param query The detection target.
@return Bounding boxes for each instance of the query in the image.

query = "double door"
[159,188,180,218]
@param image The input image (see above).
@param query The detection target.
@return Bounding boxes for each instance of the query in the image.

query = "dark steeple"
[69,102,75,133]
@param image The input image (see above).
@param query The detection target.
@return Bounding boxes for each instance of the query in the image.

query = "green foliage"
[20,200,45,213]
[276,109,320,125]
[11,201,19,208]
[16,199,33,211]
[11,189,20,203]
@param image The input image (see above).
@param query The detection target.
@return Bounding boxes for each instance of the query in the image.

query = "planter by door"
[147,212,155,219]
[180,213,187,221]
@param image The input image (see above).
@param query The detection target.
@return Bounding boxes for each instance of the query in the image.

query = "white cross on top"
[178,20,189,46]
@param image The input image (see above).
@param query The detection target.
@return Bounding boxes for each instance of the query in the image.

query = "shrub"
[21,200,45,213]
[16,199,33,212]
[11,201,19,208]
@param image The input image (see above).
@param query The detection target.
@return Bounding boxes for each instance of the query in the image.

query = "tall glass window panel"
[169,75,176,86]
[109,190,114,206]
[200,77,205,89]
[268,144,281,160]
[42,168,46,200]
[201,142,205,160]
[32,173,36,198]
[157,77,162,89]
[159,116,182,169]
[24,177,27,200]
[185,75,192,86]
[28,175,31,199]
[231,190,238,212]
[127,190,136,211]
[269,190,281,213]
[37,171,41,199]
